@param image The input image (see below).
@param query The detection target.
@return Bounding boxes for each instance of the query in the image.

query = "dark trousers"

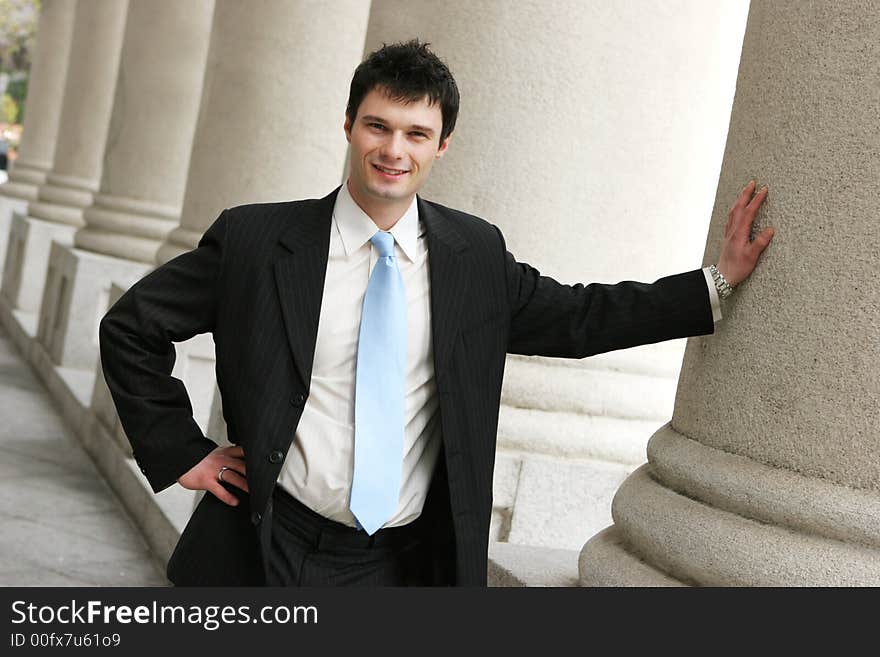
[267,485,432,586]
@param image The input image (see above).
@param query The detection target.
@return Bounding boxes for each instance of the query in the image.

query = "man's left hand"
[717,180,775,287]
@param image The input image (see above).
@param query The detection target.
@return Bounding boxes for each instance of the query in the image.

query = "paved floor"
[0,324,167,586]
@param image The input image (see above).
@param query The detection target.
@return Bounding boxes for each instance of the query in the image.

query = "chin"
[366,184,411,200]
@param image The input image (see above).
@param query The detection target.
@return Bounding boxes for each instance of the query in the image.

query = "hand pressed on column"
[717,179,775,287]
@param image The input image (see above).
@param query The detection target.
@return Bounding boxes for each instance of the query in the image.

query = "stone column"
[364,0,748,559]
[93,0,370,514]
[1,0,128,325]
[157,0,370,262]
[0,0,76,199]
[30,0,129,228]
[581,0,880,586]
[0,0,76,279]
[34,0,214,373]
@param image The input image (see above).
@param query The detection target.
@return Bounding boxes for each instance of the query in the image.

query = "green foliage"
[5,76,26,122]
[1,93,18,124]
[6,76,26,104]
[0,0,40,74]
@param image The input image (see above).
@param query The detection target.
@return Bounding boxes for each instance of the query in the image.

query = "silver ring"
[218,466,230,483]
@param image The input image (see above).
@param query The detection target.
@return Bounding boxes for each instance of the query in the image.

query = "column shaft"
[29,0,129,228]
[1,0,76,199]
[364,0,748,552]
[73,0,215,263]
[581,0,880,586]
[158,0,370,261]
[0,0,77,282]
[1,0,129,317]
[32,0,214,372]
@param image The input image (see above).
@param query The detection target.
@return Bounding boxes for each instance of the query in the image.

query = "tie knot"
[370,231,396,258]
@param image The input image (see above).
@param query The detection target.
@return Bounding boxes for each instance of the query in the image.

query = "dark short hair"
[346,39,459,146]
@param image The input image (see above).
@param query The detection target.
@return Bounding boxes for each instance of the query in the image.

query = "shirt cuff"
[702,266,723,323]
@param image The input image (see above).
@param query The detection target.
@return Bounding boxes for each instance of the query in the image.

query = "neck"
[346,179,413,231]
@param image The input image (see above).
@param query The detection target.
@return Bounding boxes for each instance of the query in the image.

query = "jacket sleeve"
[495,226,715,358]
[98,211,229,494]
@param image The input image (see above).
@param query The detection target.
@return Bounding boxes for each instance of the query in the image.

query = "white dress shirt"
[276,180,723,529]
[276,181,442,528]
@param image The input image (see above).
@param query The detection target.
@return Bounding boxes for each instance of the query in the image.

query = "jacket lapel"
[272,189,470,390]
[273,187,338,391]
[418,197,470,379]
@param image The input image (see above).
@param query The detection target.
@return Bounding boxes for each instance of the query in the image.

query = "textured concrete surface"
[0,323,166,586]
[579,527,683,587]
[582,0,880,586]
[673,0,880,489]
[612,465,880,586]
[488,541,580,587]
[647,424,880,547]
[507,457,632,550]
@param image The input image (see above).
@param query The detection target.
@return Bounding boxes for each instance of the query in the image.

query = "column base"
[77,192,180,263]
[27,174,97,228]
[27,199,86,228]
[0,296,38,363]
[6,161,50,188]
[491,345,684,552]
[0,179,40,202]
[1,213,77,314]
[0,196,29,284]
[580,424,880,585]
[579,526,684,586]
[156,225,203,265]
[41,172,99,207]
[37,243,150,370]
[502,454,633,550]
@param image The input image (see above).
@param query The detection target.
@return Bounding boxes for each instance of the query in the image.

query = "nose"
[379,130,406,161]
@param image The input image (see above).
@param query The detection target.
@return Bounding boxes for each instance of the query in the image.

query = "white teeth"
[375,165,407,175]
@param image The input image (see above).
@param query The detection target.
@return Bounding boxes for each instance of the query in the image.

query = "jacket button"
[269,450,284,464]
[251,511,261,524]
[290,393,306,406]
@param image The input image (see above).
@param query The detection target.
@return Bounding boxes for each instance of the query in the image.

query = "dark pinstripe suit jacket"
[98,185,714,586]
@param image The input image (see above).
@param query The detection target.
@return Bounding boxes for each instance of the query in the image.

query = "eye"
[368,123,387,131]
[410,132,428,139]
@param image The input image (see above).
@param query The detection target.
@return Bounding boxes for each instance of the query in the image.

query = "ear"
[436,132,453,159]
[343,114,352,143]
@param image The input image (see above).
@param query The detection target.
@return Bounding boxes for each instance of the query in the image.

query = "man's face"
[344,86,450,209]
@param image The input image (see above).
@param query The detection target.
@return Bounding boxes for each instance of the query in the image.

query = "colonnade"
[7,1,868,587]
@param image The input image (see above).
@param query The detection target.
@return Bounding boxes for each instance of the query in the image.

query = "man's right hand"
[177,445,248,507]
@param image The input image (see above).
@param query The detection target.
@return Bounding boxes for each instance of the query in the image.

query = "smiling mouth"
[372,164,409,177]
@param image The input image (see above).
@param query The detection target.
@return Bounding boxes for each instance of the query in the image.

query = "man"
[99,40,774,587]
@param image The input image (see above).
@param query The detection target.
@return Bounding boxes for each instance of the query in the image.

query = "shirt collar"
[333,180,420,262]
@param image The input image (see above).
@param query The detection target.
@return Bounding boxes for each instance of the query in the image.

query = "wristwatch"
[708,264,734,300]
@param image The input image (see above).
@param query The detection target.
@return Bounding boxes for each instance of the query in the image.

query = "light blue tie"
[350,230,406,535]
